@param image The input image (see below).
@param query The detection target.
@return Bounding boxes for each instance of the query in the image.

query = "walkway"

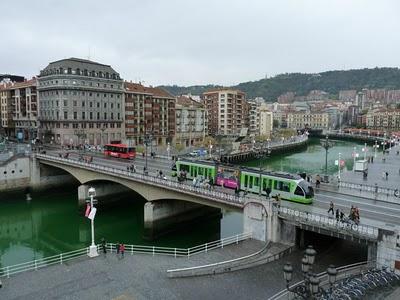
[0,239,366,300]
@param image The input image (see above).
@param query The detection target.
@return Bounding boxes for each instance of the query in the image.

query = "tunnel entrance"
[295,228,368,266]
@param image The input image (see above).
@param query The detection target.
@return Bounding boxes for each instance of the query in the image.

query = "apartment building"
[202,89,246,135]
[9,78,38,140]
[259,105,273,138]
[0,82,14,137]
[38,58,125,145]
[124,82,175,146]
[175,96,207,147]
[366,109,400,130]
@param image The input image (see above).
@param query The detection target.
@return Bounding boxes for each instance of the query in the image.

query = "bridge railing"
[338,181,399,199]
[105,232,252,258]
[36,154,251,207]
[277,205,379,240]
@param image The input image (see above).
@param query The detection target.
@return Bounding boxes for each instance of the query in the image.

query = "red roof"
[124,81,174,99]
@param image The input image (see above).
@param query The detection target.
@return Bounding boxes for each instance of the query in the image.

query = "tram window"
[249,176,253,188]
[255,177,259,186]
[275,181,290,191]
[198,167,203,176]
[283,182,290,192]
[244,175,248,188]
[262,178,267,190]
[294,186,305,196]
[180,164,189,172]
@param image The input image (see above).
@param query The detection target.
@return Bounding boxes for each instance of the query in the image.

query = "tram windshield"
[298,181,314,198]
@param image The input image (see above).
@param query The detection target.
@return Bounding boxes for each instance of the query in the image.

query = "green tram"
[173,159,314,204]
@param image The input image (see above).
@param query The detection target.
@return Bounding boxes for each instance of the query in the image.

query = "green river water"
[0,138,367,267]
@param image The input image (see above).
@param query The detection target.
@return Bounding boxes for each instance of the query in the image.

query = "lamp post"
[320,135,334,183]
[374,140,378,158]
[283,245,337,299]
[87,187,98,257]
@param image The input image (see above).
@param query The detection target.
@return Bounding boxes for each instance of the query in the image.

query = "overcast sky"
[1,0,400,86]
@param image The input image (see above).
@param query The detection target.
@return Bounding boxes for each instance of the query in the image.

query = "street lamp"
[283,245,337,299]
[87,187,98,257]
[320,135,334,183]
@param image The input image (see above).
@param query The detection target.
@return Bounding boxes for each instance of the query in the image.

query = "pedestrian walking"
[119,243,125,258]
[340,210,345,222]
[265,187,271,199]
[116,242,120,254]
[335,208,340,222]
[385,171,389,180]
[327,201,334,215]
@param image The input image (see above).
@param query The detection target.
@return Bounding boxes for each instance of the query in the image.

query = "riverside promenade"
[0,238,368,300]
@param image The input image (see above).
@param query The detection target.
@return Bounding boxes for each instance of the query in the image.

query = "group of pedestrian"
[193,176,211,189]
[101,238,125,258]
[177,170,187,183]
[327,202,360,225]
[127,164,136,173]
[156,169,166,179]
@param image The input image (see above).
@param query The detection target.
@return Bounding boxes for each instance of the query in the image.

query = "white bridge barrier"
[339,181,399,200]
[277,206,379,240]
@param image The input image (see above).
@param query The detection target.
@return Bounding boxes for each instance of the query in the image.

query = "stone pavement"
[0,238,368,300]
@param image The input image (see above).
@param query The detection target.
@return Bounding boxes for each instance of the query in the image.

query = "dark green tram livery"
[174,159,314,204]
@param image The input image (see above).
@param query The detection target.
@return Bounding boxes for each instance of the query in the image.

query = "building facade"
[124,82,175,146]
[0,82,14,137]
[259,105,273,138]
[203,89,246,135]
[9,79,38,141]
[38,58,125,146]
[366,109,400,130]
[175,96,207,147]
[287,112,329,129]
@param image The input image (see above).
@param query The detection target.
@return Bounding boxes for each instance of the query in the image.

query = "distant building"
[259,105,273,138]
[346,105,360,126]
[0,74,25,83]
[366,109,400,130]
[339,90,357,102]
[287,112,329,129]
[0,82,14,137]
[277,92,295,104]
[9,78,38,141]
[38,58,125,145]
[175,95,207,147]
[124,82,175,146]
[202,89,246,135]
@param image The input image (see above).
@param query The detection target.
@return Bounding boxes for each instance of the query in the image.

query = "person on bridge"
[101,238,107,254]
[327,201,334,215]
[385,171,389,180]
[119,243,125,258]
[335,209,340,222]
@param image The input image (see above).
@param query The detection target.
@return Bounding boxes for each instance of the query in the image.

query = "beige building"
[203,89,246,135]
[0,82,14,137]
[175,96,207,147]
[259,105,273,138]
[287,112,329,129]
[9,78,38,140]
[366,109,400,130]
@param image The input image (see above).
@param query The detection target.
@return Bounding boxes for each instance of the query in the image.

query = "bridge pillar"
[30,156,41,188]
[143,200,221,240]
[376,229,400,273]
[77,183,132,206]
[243,199,296,245]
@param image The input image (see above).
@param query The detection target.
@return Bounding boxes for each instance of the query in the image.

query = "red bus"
[104,143,136,159]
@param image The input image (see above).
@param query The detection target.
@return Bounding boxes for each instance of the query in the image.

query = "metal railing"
[277,206,380,240]
[339,181,399,199]
[36,154,251,208]
[0,247,89,278]
[105,232,252,258]
[268,260,376,300]
[0,233,252,279]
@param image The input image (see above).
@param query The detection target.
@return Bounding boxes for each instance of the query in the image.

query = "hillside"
[159,67,400,100]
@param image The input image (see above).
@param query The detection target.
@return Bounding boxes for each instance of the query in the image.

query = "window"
[90,112,93,120]
[111,103,114,109]
[111,113,114,120]
[73,101,77,106]
[73,112,77,120]
[82,112,85,120]
[82,101,85,107]
[64,111,67,119]
[104,112,107,119]
[97,102,100,108]
[104,103,107,108]
[97,112,100,119]
[64,100,67,106]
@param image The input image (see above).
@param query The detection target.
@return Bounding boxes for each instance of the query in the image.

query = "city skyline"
[1,0,400,86]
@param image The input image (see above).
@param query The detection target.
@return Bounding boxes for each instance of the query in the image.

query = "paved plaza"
[0,239,366,300]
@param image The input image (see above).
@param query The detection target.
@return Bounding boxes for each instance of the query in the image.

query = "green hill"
[159,67,400,100]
